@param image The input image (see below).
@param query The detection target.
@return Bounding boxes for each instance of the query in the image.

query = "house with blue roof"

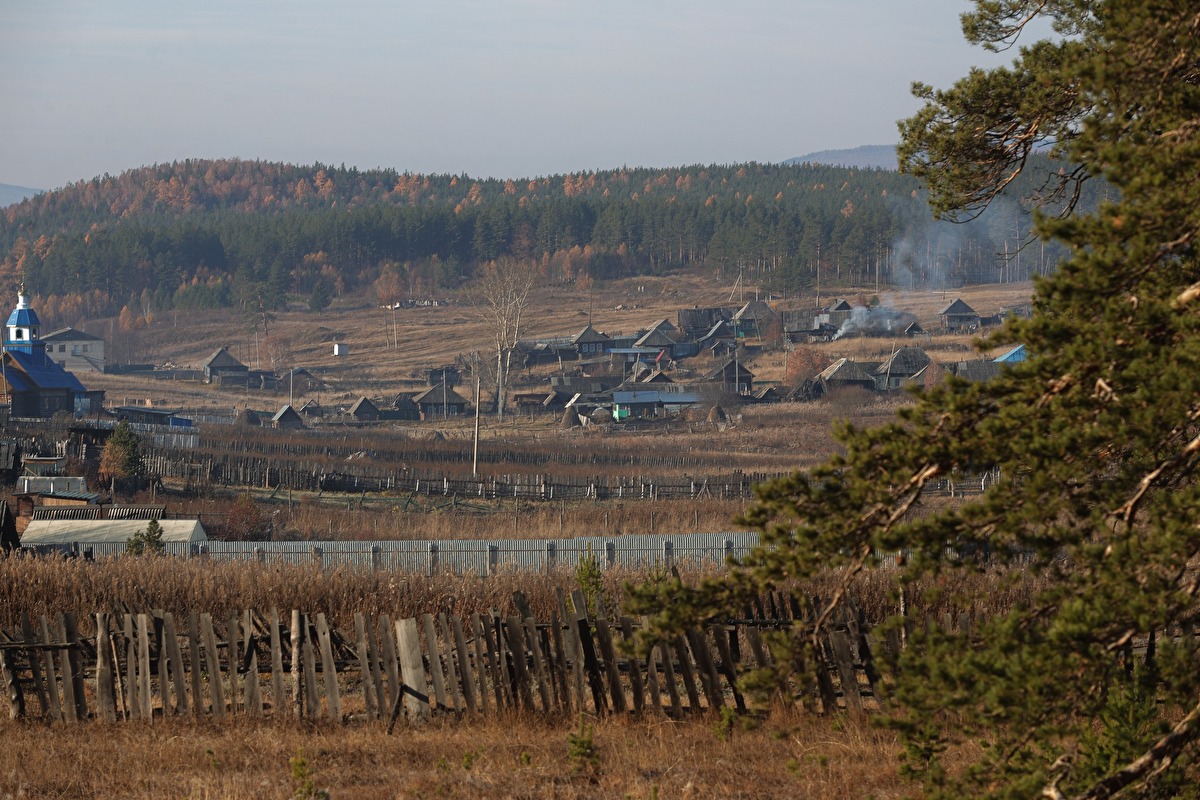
[994,344,1027,363]
[0,287,102,417]
[611,388,702,420]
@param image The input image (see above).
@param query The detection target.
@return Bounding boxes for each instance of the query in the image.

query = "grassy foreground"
[0,713,919,799]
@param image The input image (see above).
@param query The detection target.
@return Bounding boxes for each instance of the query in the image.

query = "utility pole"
[472,372,481,477]
[815,242,822,308]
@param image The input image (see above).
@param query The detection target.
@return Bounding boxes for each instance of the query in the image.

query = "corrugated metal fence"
[30,532,763,575]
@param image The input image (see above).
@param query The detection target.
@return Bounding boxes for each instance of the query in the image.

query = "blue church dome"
[7,305,39,329]
[5,287,43,355]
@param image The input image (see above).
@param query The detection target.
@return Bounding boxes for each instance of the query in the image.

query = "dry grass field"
[0,713,922,799]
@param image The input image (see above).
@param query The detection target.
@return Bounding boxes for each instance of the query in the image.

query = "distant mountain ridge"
[0,183,42,208]
[784,145,897,171]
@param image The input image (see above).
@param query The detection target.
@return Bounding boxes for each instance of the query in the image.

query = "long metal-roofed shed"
[21,518,208,547]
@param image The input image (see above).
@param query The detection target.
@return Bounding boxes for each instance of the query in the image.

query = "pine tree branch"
[1058,694,1200,800]
[1110,426,1200,527]
[808,463,939,648]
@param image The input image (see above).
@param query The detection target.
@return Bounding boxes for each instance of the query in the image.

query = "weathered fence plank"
[301,615,320,719]
[395,617,430,721]
[829,628,862,713]
[315,613,341,722]
[270,608,286,715]
[163,612,188,716]
[504,616,536,711]
[187,612,203,717]
[469,613,491,715]
[422,614,450,713]
[711,625,746,712]
[477,613,505,711]
[523,617,553,712]
[354,613,377,719]
[619,617,645,713]
[244,610,263,718]
[290,609,303,719]
[200,613,225,719]
[95,612,117,722]
[136,613,152,721]
[122,613,138,720]
[379,614,401,716]
[450,615,477,715]
[687,628,723,712]
[437,613,464,714]
[365,615,386,720]
[594,617,626,714]
[573,611,607,715]
[0,645,23,720]
[20,613,49,718]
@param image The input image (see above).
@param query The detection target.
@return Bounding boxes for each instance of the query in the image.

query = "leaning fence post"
[289,610,303,719]
[0,645,24,720]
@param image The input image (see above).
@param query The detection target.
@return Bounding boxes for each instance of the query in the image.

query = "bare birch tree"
[470,258,534,424]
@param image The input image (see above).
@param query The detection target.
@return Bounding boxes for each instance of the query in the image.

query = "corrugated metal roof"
[21,518,207,545]
[7,349,87,390]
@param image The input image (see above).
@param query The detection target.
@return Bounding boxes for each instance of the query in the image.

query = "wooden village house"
[570,325,610,357]
[874,347,932,390]
[202,347,249,385]
[412,382,469,418]
[938,298,980,331]
[704,357,755,395]
[270,405,304,430]
[349,396,381,421]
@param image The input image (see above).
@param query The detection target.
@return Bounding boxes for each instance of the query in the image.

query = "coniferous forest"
[0,157,1102,328]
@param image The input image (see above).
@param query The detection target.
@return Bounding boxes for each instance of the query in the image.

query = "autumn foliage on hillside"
[0,157,1097,330]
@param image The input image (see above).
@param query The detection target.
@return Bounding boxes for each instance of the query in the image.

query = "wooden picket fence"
[0,593,884,725]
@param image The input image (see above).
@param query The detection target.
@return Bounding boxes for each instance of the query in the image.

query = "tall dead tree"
[470,258,534,424]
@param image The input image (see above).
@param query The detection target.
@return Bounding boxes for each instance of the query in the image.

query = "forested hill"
[0,158,1091,329]
[784,145,898,170]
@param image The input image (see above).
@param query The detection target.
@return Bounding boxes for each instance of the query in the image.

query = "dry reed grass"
[0,552,589,630]
[0,552,1049,635]
[0,711,922,799]
[260,496,750,541]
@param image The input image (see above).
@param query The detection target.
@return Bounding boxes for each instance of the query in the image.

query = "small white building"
[42,327,107,372]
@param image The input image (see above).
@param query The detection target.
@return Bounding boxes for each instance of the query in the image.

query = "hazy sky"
[2,1,1022,191]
